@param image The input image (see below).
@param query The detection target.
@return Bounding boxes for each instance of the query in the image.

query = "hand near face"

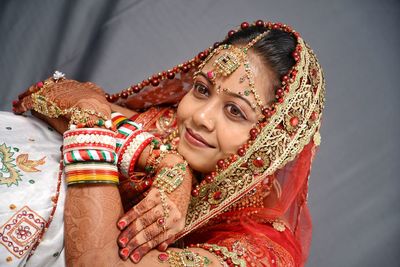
[116,188,186,262]
[13,78,111,133]
[116,154,192,263]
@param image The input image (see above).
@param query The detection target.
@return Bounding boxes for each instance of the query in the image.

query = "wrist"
[158,152,185,168]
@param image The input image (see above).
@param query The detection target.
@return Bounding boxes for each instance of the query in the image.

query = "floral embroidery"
[16,154,46,173]
[0,206,45,258]
[15,226,32,240]
[0,143,22,187]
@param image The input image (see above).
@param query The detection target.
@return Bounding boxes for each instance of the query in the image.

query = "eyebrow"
[198,71,254,109]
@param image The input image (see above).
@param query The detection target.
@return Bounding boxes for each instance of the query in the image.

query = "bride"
[1,20,325,266]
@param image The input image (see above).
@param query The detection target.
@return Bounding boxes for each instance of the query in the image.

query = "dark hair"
[223,26,296,89]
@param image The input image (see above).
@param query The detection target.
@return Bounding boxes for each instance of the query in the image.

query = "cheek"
[177,93,192,124]
[217,123,250,155]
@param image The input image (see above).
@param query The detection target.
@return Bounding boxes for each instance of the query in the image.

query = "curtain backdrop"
[0,0,399,266]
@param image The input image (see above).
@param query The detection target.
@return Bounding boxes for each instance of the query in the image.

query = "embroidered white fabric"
[0,112,66,267]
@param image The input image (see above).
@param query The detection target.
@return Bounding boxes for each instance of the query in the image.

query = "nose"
[192,102,216,132]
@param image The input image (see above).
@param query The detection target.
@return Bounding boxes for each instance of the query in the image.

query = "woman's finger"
[12,99,25,114]
[129,231,172,263]
[119,220,168,261]
[17,84,39,101]
[156,236,175,252]
[13,94,32,114]
[117,203,164,247]
[13,83,42,113]
[21,95,34,112]
[117,188,160,230]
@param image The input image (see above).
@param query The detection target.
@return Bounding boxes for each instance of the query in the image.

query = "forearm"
[63,118,193,265]
[64,184,220,267]
[64,184,130,266]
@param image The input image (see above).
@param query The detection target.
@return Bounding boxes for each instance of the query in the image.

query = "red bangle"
[119,132,153,178]
[117,130,144,166]
[128,136,153,177]
[116,123,141,153]
[63,128,116,152]
[63,149,117,165]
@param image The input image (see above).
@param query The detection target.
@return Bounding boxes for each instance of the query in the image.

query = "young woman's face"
[177,52,276,173]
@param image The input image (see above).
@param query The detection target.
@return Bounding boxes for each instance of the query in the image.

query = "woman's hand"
[116,188,186,262]
[117,153,192,262]
[13,76,111,133]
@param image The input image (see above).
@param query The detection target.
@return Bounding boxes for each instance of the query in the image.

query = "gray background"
[0,0,399,266]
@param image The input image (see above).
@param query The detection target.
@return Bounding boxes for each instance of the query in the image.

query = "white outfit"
[0,112,66,267]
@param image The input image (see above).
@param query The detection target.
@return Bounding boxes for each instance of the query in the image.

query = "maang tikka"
[194,31,269,110]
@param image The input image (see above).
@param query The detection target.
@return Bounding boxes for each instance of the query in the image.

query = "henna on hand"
[117,189,159,231]
[120,219,169,261]
[115,148,193,262]
[118,204,164,248]
[156,153,193,219]
[13,78,112,128]
[117,187,187,262]
[128,231,174,263]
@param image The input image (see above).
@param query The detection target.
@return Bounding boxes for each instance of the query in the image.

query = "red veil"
[112,21,325,266]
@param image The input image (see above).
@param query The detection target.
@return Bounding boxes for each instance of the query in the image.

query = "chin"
[177,143,214,173]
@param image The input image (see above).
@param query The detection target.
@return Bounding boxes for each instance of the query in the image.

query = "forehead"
[200,49,275,105]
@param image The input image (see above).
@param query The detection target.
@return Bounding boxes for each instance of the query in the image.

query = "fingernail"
[12,100,18,106]
[160,243,168,251]
[119,237,128,247]
[118,220,126,230]
[131,251,140,263]
[120,248,129,259]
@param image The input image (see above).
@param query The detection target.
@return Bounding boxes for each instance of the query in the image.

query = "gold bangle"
[66,174,119,185]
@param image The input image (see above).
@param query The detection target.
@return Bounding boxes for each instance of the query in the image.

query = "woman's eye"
[226,104,246,119]
[193,83,209,97]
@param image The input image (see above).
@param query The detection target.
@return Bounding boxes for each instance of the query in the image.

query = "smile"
[184,128,215,148]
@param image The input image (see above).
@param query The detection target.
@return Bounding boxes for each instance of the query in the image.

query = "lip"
[184,128,214,148]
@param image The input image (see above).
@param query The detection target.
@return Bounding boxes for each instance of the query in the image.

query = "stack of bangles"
[112,112,173,179]
[64,112,188,191]
[63,112,165,186]
[113,112,158,178]
[63,128,119,185]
